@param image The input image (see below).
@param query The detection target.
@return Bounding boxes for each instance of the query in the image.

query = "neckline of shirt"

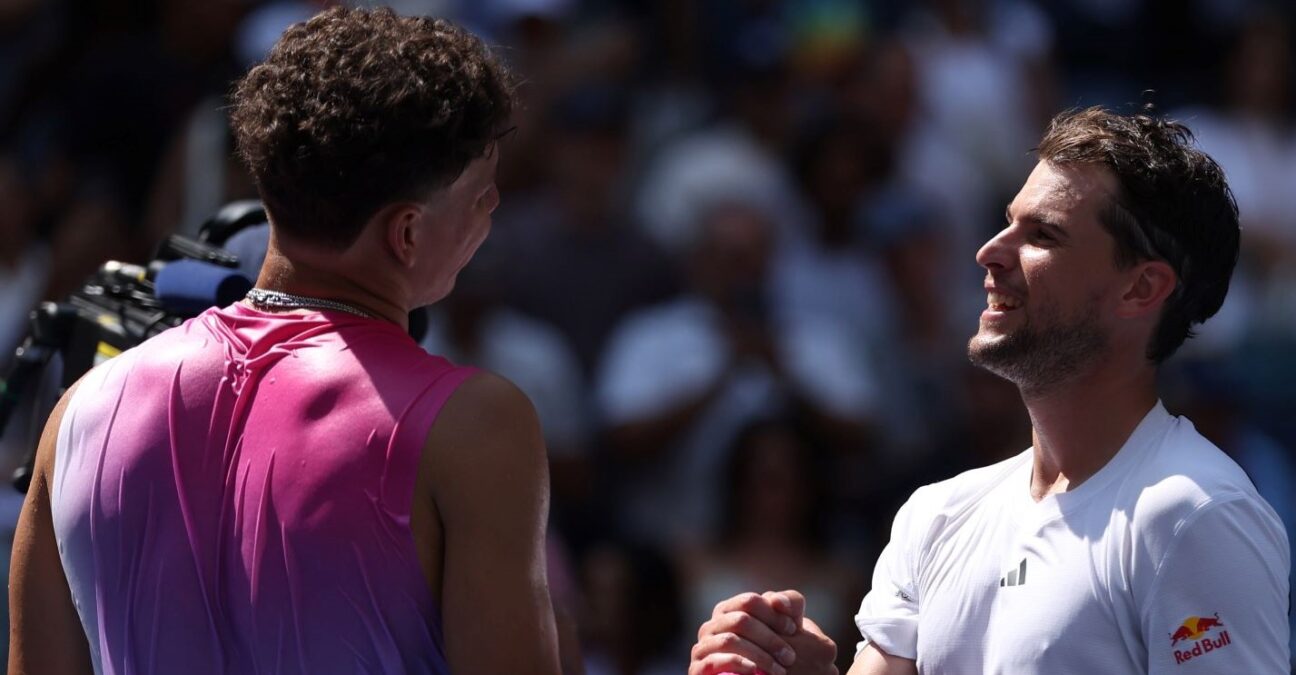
[1013,401,1174,520]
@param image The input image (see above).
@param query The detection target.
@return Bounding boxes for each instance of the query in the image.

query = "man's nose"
[976,227,1016,271]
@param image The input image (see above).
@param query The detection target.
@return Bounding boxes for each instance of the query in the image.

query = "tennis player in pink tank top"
[10,7,562,674]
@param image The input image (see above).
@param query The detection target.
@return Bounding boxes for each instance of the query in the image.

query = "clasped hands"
[689,590,839,675]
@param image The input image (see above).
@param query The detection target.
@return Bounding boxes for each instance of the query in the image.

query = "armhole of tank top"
[387,365,479,512]
[419,366,480,428]
[407,364,481,460]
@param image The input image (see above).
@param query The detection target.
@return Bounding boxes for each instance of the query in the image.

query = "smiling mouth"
[987,291,1022,311]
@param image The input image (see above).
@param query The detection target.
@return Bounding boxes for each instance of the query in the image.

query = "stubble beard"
[967,300,1109,396]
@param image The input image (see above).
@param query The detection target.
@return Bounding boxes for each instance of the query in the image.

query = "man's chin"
[967,332,1026,379]
[968,330,1010,357]
[967,319,1108,394]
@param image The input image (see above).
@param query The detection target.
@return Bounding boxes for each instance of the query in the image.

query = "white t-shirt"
[855,402,1291,674]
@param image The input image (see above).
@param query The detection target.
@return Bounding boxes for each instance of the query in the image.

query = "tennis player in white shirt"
[688,107,1291,675]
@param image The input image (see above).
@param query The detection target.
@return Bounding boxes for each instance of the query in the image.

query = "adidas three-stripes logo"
[999,558,1027,587]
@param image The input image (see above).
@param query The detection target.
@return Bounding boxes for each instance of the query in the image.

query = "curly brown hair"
[1037,106,1240,363]
[230,7,514,249]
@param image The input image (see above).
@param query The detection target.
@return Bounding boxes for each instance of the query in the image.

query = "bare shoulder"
[421,370,548,511]
[11,380,93,675]
[424,370,542,453]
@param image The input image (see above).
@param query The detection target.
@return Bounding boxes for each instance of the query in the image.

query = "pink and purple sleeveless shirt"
[51,302,474,674]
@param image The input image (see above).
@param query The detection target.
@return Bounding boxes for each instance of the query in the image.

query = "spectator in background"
[898,0,1042,240]
[1,0,251,315]
[421,248,590,461]
[596,202,783,548]
[581,542,685,675]
[497,84,679,376]
[886,0,1048,342]
[1177,12,1296,350]
[140,0,294,241]
[682,418,864,672]
[833,41,943,348]
[1038,0,1143,105]
[633,35,806,257]
[1168,10,1296,457]
[596,201,880,549]
[828,42,978,476]
[773,117,916,454]
[29,0,243,255]
[0,3,1292,673]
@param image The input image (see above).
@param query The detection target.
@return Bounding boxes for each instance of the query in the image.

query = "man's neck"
[1021,360,1159,501]
[254,237,410,330]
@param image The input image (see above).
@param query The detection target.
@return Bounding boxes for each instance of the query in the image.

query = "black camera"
[0,202,266,492]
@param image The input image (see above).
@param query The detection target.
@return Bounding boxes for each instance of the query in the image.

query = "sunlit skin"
[254,148,501,328]
[409,149,502,306]
[8,143,567,675]
[688,160,1181,675]
[972,161,1178,501]
[969,161,1127,394]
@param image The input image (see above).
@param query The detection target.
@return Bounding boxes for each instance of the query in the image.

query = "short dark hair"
[1037,106,1240,363]
[230,7,514,249]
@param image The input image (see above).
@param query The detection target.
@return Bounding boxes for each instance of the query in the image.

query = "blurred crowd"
[3,0,1296,672]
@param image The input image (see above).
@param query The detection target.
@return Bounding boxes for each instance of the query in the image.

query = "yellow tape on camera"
[94,342,122,366]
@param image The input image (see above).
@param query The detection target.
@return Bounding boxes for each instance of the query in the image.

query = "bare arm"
[9,382,92,674]
[845,644,917,675]
[425,372,561,674]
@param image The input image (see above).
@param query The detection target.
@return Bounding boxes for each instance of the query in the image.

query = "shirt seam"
[1048,408,1176,524]
[1138,492,1251,628]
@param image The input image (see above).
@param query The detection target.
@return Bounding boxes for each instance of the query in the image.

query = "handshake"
[688,590,840,675]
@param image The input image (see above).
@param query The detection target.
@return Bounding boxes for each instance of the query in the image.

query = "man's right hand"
[689,590,839,675]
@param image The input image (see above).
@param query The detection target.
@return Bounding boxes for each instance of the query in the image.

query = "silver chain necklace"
[244,288,376,319]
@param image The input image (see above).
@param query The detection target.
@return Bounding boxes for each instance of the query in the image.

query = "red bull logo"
[1170,613,1232,665]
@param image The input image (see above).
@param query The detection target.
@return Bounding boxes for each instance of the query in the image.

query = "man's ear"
[1116,260,1177,319]
[381,203,424,269]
